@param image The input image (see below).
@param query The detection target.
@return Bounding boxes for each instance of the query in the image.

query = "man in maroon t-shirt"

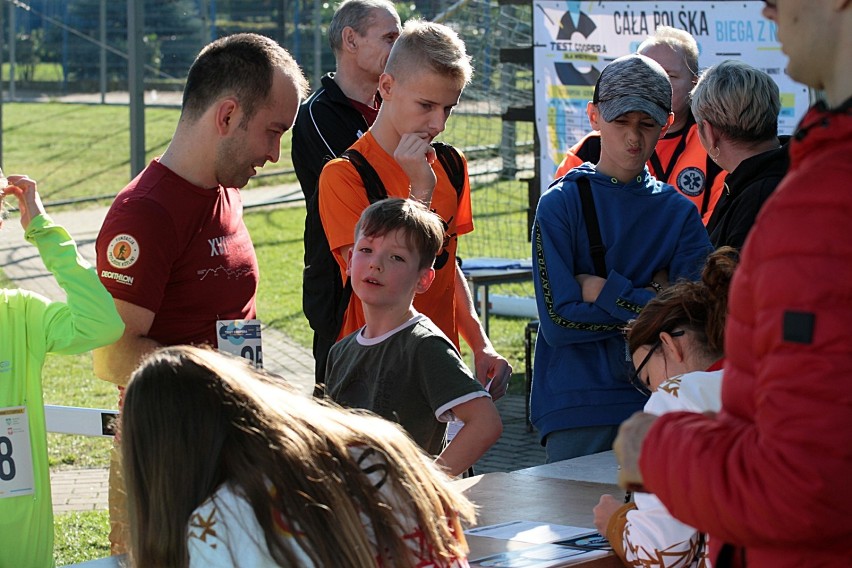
[93,33,308,555]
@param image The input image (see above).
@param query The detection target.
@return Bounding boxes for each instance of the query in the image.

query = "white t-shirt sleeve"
[187,483,314,567]
[621,492,703,566]
[435,390,491,422]
[644,371,724,415]
[621,370,723,566]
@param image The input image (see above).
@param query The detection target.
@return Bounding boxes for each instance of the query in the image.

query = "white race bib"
[0,406,35,499]
[446,420,464,443]
[216,319,263,369]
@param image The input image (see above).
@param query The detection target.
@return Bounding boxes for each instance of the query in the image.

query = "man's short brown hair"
[182,33,309,125]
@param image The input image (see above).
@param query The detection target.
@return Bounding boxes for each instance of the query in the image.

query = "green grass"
[1,102,296,204]
[3,103,177,202]
[1,102,531,205]
[247,206,315,349]
[53,511,111,566]
[43,351,115,470]
[443,113,534,150]
[466,178,534,260]
[2,62,66,82]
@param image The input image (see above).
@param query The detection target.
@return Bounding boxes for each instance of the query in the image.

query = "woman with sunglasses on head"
[592,247,738,568]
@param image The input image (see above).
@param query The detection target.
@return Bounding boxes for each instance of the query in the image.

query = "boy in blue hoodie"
[531,54,712,462]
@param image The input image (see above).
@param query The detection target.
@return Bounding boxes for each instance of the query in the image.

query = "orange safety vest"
[554,123,726,225]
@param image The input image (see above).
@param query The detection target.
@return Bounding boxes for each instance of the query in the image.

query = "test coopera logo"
[558,10,596,40]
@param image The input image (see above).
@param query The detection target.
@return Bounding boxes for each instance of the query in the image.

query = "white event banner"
[533,0,811,183]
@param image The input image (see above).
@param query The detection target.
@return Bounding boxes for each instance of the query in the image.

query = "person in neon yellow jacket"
[0,175,124,568]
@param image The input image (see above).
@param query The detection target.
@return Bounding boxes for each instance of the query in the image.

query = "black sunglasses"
[629,330,685,397]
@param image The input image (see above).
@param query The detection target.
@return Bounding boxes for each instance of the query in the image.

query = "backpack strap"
[318,149,388,343]
[577,177,607,278]
[344,143,465,203]
[341,148,388,203]
[431,141,465,202]
[301,148,394,346]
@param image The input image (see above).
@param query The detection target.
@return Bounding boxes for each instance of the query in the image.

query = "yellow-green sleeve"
[24,213,124,354]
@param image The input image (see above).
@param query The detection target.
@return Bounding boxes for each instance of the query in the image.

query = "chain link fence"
[1,0,535,259]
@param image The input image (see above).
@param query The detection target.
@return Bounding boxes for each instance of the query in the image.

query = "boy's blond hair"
[354,198,444,270]
[384,19,472,87]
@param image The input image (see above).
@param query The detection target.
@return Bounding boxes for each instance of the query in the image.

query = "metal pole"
[293,0,300,65]
[210,0,217,42]
[100,0,106,104]
[127,0,146,178]
[61,1,68,94]
[198,0,209,44]
[0,5,4,166]
[8,2,15,101]
[313,0,321,87]
[279,0,287,46]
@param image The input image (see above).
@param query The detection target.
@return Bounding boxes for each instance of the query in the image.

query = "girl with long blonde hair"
[121,345,474,567]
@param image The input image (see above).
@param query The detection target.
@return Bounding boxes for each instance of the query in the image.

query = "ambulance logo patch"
[677,167,705,197]
[107,234,140,269]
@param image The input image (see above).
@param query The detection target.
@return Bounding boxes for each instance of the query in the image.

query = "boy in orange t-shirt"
[318,20,512,398]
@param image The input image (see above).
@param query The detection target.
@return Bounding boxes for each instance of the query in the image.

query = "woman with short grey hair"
[692,59,789,249]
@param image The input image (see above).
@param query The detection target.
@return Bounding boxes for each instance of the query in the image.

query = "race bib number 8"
[217,319,264,369]
[0,406,35,498]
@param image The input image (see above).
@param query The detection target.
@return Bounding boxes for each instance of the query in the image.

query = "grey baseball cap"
[593,54,672,126]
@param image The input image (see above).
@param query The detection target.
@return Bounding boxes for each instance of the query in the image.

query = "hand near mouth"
[396,132,438,204]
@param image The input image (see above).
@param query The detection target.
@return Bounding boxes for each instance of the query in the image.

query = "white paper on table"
[473,543,609,567]
[464,520,596,544]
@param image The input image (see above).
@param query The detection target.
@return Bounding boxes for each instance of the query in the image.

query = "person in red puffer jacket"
[612,1,852,566]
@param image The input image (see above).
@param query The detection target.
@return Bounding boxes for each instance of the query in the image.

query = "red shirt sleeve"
[96,197,178,313]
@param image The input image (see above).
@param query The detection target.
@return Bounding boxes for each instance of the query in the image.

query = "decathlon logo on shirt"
[106,234,140,269]
[100,270,134,286]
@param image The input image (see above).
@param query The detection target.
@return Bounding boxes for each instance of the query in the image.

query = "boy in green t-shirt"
[325,198,502,477]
